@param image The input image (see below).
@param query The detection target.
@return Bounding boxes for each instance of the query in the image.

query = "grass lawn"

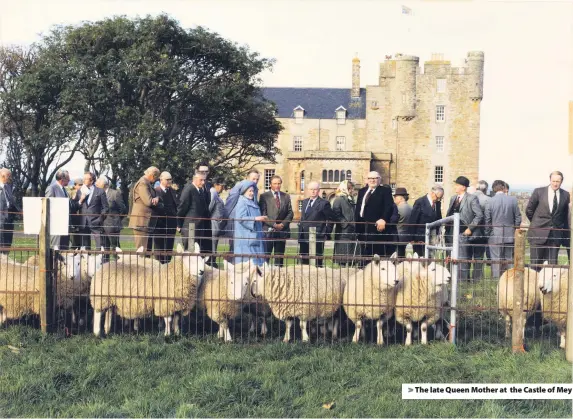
[0,326,571,418]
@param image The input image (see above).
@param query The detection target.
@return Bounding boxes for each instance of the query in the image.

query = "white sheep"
[538,261,569,349]
[343,255,400,345]
[497,267,540,339]
[90,243,204,337]
[250,262,349,342]
[394,257,451,345]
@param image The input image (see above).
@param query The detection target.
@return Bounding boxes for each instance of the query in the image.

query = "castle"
[257,51,484,217]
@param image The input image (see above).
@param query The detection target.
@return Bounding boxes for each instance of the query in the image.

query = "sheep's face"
[538,262,562,294]
[250,263,269,299]
[427,262,451,287]
[371,255,400,288]
[226,261,252,300]
[177,243,205,278]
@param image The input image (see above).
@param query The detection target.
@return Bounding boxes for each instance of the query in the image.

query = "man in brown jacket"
[128,167,161,250]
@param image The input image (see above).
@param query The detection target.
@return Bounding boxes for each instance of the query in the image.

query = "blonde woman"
[332,180,360,266]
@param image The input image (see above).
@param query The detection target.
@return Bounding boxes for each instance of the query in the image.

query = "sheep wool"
[538,263,569,349]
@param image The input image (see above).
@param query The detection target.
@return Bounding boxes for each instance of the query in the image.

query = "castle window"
[300,171,305,192]
[293,136,303,152]
[336,136,346,151]
[298,200,303,212]
[264,169,275,191]
[336,106,346,125]
[437,79,446,93]
[390,183,396,194]
[436,105,445,122]
[328,170,334,183]
[434,166,444,183]
[322,170,327,183]
[294,105,304,124]
[371,100,378,108]
[436,136,444,153]
[346,170,352,181]
[334,170,340,183]
[340,170,346,181]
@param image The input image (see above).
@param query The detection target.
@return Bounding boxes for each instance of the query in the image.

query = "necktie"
[306,199,314,213]
[458,195,462,204]
[0,187,6,209]
[275,192,280,209]
[552,190,558,216]
[432,201,436,212]
[364,189,373,205]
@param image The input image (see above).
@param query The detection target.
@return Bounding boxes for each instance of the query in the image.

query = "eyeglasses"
[367,177,380,180]
[164,178,173,181]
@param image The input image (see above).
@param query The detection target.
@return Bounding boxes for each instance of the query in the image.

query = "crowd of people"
[0,164,570,278]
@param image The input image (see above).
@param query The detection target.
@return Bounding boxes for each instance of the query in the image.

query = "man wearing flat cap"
[446,176,484,281]
[393,187,412,258]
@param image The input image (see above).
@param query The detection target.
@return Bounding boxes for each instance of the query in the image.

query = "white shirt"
[426,194,434,208]
[548,186,560,213]
[86,186,94,205]
[0,182,9,208]
[360,188,375,218]
[306,198,316,212]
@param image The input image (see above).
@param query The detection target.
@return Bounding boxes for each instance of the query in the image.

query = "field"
[0,327,572,418]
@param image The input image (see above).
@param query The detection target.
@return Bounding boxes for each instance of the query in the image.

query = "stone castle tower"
[260,51,484,217]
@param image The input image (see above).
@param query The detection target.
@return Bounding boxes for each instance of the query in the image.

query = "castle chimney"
[351,54,360,98]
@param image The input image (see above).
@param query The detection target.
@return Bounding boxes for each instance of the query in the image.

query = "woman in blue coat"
[233,180,268,266]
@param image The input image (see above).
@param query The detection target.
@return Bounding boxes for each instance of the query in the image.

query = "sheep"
[538,261,569,349]
[189,260,257,341]
[497,267,541,339]
[394,257,452,345]
[343,255,400,345]
[90,243,204,337]
[250,262,350,342]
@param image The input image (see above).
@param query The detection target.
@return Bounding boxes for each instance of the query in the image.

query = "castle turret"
[467,51,484,101]
[351,55,361,98]
[394,55,419,119]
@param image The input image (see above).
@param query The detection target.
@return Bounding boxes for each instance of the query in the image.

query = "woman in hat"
[332,180,361,266]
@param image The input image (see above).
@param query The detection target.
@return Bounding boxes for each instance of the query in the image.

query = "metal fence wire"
[0,206,570,354]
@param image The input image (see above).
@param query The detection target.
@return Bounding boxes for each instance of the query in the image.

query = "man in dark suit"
[298,181,335,267]
[446,176,484,281]
[45,169,78,250]
[69,177,84,249]
[73,172,109,249]
[153,171,179,263]
[354,171,395,258]
[96,176,127,257]
[259,175,294,266]
[195,162,212,207]
[0,168,20,255]
[526,171,570,268]
[408,185,444,257]
[177,172,212,256]
[485,180,522,278]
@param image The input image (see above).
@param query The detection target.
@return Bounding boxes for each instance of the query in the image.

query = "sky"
[1,0,572,188]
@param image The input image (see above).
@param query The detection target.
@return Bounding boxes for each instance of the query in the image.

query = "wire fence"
[0,207,569,352]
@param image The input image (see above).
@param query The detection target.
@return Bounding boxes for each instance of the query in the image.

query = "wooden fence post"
[187,222,196,252]
[512,228,526,353]
[566,209,573,362]
[39,198,53,333]
[309,227,317,267]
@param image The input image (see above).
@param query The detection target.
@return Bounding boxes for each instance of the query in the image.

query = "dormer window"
[336,106,346,125]
[294,105,304,124]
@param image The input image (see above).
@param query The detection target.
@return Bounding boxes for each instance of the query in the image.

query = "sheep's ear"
[80,246,86,252]
[428,261,436,272]
[115,247,122,253]
[194,242,201,254]
[100,246,105,252]
[54,245,59,251]
[373,254,381,265]
[176,243,184,254]
[412,253,419,259]
[136,246,145,253]
[222,259,229,270]
[389,252,397,260]
[543,261,549,266]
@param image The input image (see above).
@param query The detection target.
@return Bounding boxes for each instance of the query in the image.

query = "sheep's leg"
[421,321,428,345]
[249,319,256,334]
[301,320,310,342]
[352,320,362,343]
[283,319,292,342]
[360,323,366,339]
[223,322,233,342]
[104,309,113,335]
[217,325,225,339]
[173,314,181,336]
[71,310,77,326]
[133,319,139,332]
[331,318,339,340]
[93,310,103,337]
[504,314,511,339]
[376,319,384,345]
[560,331,566,349]
[164,316,172,337]
[405,322,413,346]
[260,319,268,336]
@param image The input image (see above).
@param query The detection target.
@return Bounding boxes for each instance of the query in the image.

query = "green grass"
[0,326,571,418]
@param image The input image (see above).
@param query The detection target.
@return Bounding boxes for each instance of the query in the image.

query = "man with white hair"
[96,176,127,256]
[153,171,179,263]
[354,171,394,258]
[0,168,20,255]
[128,167,161,251]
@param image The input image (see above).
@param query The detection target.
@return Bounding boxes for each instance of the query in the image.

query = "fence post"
[512,228,526,353]
[566,210,573,362]
[38,198,53,333]
[309,227,317,267]
[449,213,460,345]
[187,222,195,252]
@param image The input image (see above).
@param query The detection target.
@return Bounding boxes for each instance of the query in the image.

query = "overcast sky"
[1,0,572,187]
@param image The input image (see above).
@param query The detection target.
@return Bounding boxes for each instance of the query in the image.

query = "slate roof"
[262,87,366,119]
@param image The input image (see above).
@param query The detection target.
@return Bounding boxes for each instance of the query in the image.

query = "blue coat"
[223,180,259,238]
[233,195,264,265]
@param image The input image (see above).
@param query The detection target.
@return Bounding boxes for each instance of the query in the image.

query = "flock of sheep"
[0,245,568,349]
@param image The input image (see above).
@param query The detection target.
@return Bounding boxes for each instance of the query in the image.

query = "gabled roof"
[262,87,366,119]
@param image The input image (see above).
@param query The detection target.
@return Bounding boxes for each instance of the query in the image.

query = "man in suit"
[45,169,78,250]
[484,180,522,278]
[153,172,179,263]
[69,177,84,249]
[96,176,127,258]
[73,172,109,249]
[408,185,444,257]
[298,181,335,267]
[128,167,161,251]
[259,175,294,266]
[526,171,570,268]
[195,162,212,206]
[0,168,20,255]
[446,176,484,281]
[354,171,395,258]
[393,187,412,258]
[177,172,212,256]
[468,180,491,280]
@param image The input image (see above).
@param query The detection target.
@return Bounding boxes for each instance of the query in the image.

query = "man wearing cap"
[393,187,412,258]
[446,176,484,281]
[153,172,179,263]
[408,185,444,257]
